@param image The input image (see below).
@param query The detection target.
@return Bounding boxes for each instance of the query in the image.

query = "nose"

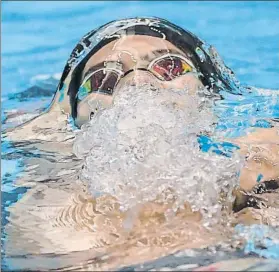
[115,69,204,95]
[115,69,163,92]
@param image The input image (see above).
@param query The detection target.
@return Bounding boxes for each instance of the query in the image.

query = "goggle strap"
[105,61,123,71]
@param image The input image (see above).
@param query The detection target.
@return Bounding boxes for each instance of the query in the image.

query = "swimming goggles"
[76,54,196,101]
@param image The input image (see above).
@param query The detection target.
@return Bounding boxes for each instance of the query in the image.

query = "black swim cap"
[55,17,240,120]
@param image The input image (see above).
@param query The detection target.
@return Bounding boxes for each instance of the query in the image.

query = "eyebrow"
[82,48,186,82]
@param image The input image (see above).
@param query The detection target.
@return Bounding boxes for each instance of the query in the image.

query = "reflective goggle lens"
[77,69,121,100]
[150,55,193,81]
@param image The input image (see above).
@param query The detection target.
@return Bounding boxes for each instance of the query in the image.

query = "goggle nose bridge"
[105,60,149,76]
[123,67,149,78]
[102,61,152,83]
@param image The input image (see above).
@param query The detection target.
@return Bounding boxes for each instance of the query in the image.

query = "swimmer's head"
[54,17,239,127]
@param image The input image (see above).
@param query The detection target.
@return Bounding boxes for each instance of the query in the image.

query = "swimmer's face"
[75,35,204,127]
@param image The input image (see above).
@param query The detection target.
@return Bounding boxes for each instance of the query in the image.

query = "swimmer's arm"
[232,127,279,191]
[4,103,71,142]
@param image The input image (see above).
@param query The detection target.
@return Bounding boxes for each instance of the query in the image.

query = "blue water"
[2,1,279,99]
[1,1,279,270]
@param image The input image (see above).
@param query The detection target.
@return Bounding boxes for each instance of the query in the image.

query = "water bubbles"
[73,84,242,224]
[195,47,206,63]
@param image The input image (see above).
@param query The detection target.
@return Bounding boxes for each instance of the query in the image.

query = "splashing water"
[73,84,243,224]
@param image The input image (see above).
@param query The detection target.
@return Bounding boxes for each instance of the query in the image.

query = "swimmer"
[7,17,278,209]
[4,17,279,270]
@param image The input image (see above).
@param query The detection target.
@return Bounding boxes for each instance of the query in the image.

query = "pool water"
[1,1,279,271]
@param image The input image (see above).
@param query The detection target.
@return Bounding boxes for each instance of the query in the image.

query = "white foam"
[30,74,52,82]
[73,84,242,224]
[30,73,61,85]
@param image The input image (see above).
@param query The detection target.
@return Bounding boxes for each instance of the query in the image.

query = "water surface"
[1,1,279,271]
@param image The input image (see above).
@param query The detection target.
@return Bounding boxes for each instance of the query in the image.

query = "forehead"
[83,35,185,71]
